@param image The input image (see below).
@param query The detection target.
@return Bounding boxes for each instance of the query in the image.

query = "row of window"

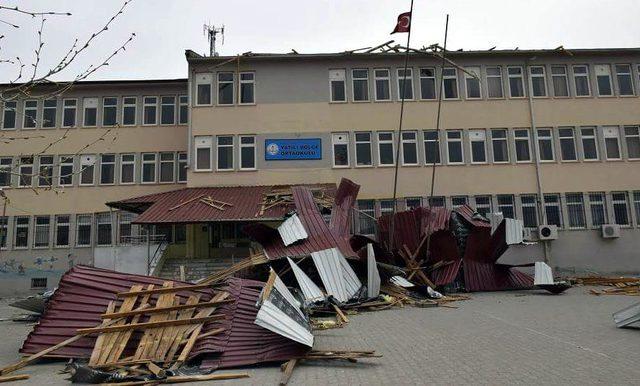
[329,63,640,102]
[1,95,188,130]
[355,191,640,235]
[194,135,256,171]
[0,212,185,250]
[194,72,255,106]
[0,152,187,188]
[331,125,640,167]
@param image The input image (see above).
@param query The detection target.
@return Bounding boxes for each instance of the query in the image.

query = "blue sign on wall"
[264,138,322,160]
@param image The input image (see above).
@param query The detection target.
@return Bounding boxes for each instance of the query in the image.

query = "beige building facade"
[1,47,639,294]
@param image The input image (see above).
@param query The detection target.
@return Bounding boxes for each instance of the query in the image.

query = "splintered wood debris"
[571,276,640,296]
[257,187,333,217]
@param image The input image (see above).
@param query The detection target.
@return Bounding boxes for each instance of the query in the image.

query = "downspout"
[525,57,550,264]
[186,65,194,178]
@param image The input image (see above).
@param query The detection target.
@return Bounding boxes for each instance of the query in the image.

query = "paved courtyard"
[0,288,638,385]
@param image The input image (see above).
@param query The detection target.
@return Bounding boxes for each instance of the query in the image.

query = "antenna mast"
[203,23,225,56]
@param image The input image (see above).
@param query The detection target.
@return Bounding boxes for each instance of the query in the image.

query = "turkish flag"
[391,11,411,34]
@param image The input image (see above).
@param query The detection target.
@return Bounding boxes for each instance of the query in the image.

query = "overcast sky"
[1,0,639,82]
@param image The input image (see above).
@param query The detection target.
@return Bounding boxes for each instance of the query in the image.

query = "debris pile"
[571,276,640,296]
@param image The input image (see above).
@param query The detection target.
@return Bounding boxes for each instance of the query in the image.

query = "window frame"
[602,126,622,161]
[594,64,614,97]
[543,193,563,227]
[400,131,418,166]
[23,99,38,129]
[178,95,188,124]
[42,99,57,128]
[520,194,538,228]
[102,97,118,127]
[396,68,414,101]
[513,129,533,164]
[2,101,17,130]
[159,152,176,183]
[579,126,599,161]
[329,69,347,103]
[377,131,395,166]
[217,72,235,105]
[485,66,504,99]
[18,156,34,188]
[528,65,548,98]
[464,67,481,100]
[624,126,640,160]
[216,135,234,171]
[558,127,578,162]
[239,72,256,105]
[142,96,158,126]
[195,73,213,106]
[565,193,586,229]
[122,96,137,126]
[160,96,176,125]
[550,65,570,98]
[536,128,555,162]
[119,153,136,184]
[490,128,509,163]
[141,153,157,183]
[419,67,437,100]
[611,192,630,226]
[79,154,96,186]
[14,216,30,249]
[374,68,391,102]
[82,97,98,128]
[507,66,526,98]
[588,192,608,228]
[469,129,487,164]
[75,214,92,247]
[351,68,370,102]
[194,136,213,172]
[58,156,74,187]
[62,98,77,128]
[239,135,257,170]
[33,215,51,249]
[354,132,373,167]
[332,132,350,168]
[0,157,12,187]
[445,130,464,165]
[37,155,54,188]
[177,152,187,182]
[96,212,113,246]
[615,64,635,96]
[497,194,515,219]
[423,130,441,165]
[442,67,459,100]
[99,154,116,185]
[572,64,591,97]
[54,214,70,247]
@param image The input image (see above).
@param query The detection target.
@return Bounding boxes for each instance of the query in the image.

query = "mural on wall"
[0,253,76,277]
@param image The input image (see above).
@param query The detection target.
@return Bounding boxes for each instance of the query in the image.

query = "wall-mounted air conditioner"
[601,224,620,238]
[537,224,558,240]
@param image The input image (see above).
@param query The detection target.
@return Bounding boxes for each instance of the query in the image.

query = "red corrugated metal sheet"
[418,207,451,236]
[20,266,309,368]
[463,260,534,292]
[328,178,360,237]
[106,184,335,224]
[454,205,491,228]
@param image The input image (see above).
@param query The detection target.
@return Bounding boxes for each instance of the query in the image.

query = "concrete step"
[156,257,241,282]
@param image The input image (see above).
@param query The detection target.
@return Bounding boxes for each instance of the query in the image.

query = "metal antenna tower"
[203,23,225,56]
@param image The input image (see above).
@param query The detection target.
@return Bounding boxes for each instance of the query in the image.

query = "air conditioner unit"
[537,224,558,240]
[601,224,621,238]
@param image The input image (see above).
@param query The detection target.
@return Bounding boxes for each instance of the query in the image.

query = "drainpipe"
[525,57,550,264]
[186,68,194,176]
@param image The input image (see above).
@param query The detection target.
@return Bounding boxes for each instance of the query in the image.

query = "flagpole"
[424,14,450,262]
[389,0,415,252]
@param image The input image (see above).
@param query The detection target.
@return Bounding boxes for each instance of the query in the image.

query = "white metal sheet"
[287,257,324,302]
[390,276,415,288]
[366,243,381,298]
[311,248,361,303]
[505,218,524,245]
[613,302,640,328]
[278,214,308,246]
[534,261,554,285]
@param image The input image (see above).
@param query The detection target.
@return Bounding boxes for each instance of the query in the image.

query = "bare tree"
[0,1,136,191]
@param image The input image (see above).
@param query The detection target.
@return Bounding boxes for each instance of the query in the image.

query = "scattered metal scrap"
[612,302,640,328]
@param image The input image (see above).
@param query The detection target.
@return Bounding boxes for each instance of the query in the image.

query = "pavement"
[0,287,638,385]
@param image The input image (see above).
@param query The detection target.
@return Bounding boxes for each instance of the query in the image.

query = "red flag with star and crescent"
[391,11,411,34]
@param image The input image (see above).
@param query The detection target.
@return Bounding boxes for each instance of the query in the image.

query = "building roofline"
[0,78,187,88]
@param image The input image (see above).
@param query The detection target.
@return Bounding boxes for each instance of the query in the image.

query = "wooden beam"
[164,373,250,383]
[279,359,298,386]
[168,194,206,211]
[101,299,233,319]
[0,374,29,383]
[76,315,225,334]
[116,284,220,297]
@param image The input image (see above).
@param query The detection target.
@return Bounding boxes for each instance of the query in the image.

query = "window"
[566,193,586,229]
[352,69,369,101]
[529,66,547,97]
[195,73,212,105]
[23,100,38,128]
[397,68,414,100]
[195,136,212,171]
[405,197,422,210]
[572,65,591,96]
[240,136,256,170]
[54,215,70,247]
[497,195,515,218]
[96,212,112,246]
[380,199,395,217]
[486,67,503,98]
[102,97,117,126]
[544,194,562,227]
[118,212,135,244]
[175,224,186,243]
[14,216,29,248]
[551,66,569,97]
[0,158,11,187]
[377,132,394,166]
[521,194,538,228]
[603,126,621,160]
[446,130,463,164]
[401,131,418,165]
[491,129,509,163]
[537,128,554,161]
[332,133,349,167]
[329,69,346,102]
[142,153,157,183]
[558,127,577,161]
[159,152,175,182]
[594,64,613,96]
[62,99,77,127]
[588,193,607,227]
[469,130,486,163]
[423,130,441,164]
[120,154,135,184]
[367,69,391,102]
[34,216,50,248]
[2,101,17,129]
[0,217,7,249]
[143,96,157,125]
[218,72,235,105]
[160,96,175,125]
[442,68,458,99]
[239,72,255,104]
[177,152,187,182]
[83,98,98,127]
[76,214,92,247]
[514,129,531,162]
[178,95,188,124]
[38,155,54,187]
[634,191,640,226]
[122,97,136,126]
[31,277,47,289]
[580,127,599,160]
[42,99,57,128]
[18,157,33,187]
[59,156,74,186]
[612,192,630,226]
[357,200,375,235]
[79,155,96,185]
[624,126,640,159]
[451,196,468,209]
[355,132,372,166]
[507,67,525,97]
[464,67,481,99]
[216,135,234,170]
[419,68,436,100]
[99,154,115,184]
[474,195,492,217]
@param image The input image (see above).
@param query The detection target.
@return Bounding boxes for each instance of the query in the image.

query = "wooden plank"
[0,374,29,383]
[150,296,181,361]
[279,359,297,386]
[88,300,116,366]
[77,315,224,335]
[134,282,175,360]
[146,362,166,378]
[97,285,144,365]
[146,295,179,360]
[168,194,206,211]
[332,305,349,324]
[165,373,250,383]
[101,299,232,319]
[116,283,219,297]
[158,295,200,364]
